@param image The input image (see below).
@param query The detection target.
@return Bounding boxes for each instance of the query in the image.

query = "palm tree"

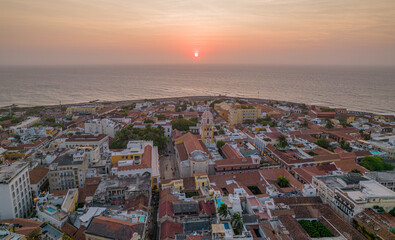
[232,213,244,235]
[277,176,290,188]
[217,203,230,219]
[278,135,288,148]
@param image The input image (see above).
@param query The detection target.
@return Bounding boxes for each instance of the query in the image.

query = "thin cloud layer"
[1,0,394,65]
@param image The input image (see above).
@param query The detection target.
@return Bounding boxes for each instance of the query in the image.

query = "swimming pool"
[139,215,145,223]
[216,198,224,208]
[46,207,56,214]
[223,222,230,230]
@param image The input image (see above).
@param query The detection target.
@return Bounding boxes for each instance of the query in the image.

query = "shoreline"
[1,95,393,117]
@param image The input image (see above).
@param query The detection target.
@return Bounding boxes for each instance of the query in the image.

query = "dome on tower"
[201,109,213,125]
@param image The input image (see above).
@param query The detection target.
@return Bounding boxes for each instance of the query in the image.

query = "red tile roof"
[221,144,243,159]
[160,220,183,240]
[259,168,303,191]
[29,165,49,184]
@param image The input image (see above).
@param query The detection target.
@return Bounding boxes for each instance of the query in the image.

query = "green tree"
[278,135,288,149]
[171,119,197,131]
[277,176,290,188]
[325,119,334,129]
[27,228,42,240]
[216,140,225,150]
[301,119,308,128]
[52,123,64,128]
[389,207,395,217]
[217,203,230,219]
[360,156,394,171]
[316,138,330,149]
[46,117,55,123]
[143,118,155,124]
[110,125,168,151]
[242,119,255,124]
[231,213,244,235]
[350,169,361,174]
[155,114,166,120]
[339,140,351,151]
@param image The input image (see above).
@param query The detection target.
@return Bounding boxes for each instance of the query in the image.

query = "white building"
[61,134,109,153]
[0,162,33,219]
[9,117,41,135]
[84,119,121,138]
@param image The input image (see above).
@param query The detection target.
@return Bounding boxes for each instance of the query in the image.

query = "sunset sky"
[1,0,395,65]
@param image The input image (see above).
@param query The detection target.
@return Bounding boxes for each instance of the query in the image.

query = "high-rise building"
[0,162,33,219]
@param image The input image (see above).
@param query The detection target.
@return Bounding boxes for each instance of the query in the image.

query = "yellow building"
[200,108,214,144]
[228,106,261,125]
[162,179,184,191]
[110,144,144,165]
[66,105,103,115]
[214,102,261,124]
[346,116,355,124]
[214,102,233,120]
[194,173,210,189]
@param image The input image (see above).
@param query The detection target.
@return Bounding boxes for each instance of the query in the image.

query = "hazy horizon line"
[1,63,395,68]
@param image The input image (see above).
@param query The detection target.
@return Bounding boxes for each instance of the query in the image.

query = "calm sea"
[0,65,394,114]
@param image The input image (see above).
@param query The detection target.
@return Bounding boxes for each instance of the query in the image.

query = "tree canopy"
[277,135,288,149]
[110,125,168,150]
[360,156,394,171]
[171,118,197,131]
[316,138,330,150]
[277,176,290,188]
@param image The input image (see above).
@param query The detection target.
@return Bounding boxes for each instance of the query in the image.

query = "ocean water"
[0,65,394,114]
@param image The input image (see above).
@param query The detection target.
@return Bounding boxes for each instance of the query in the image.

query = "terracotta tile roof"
[176,132,204,154]
[29,165,49,184]
[0,218,42,236]
[293,165,333,184]
[160,220,183,240]
[354,150,372,158]
[259,168,303,191]
[85,216,144,240]
[221,144,243,159]
[338,152,356,160]
[159,201,174,218]
[214,157,260,171]
[278,215,309,240]
[66,134,107,142]
[73,226,86,240]
[61,222,78,238]
[334,159,368,174]
[198,200,216,216]
[50,189,68,196]
[175,143,188,161]
[123,194,149,212]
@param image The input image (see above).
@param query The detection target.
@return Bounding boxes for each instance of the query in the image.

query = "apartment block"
[49,149,89,191]
[0,162,33,219]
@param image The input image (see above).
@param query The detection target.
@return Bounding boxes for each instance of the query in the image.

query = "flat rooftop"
[365,171,395,182]
[0,162,28,184]
[315,174,369,191]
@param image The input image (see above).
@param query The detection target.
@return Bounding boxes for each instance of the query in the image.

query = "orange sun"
[194,52,199,58]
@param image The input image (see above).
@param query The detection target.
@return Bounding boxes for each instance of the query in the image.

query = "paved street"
[159,141,179,181]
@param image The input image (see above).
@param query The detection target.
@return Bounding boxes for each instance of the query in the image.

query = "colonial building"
[175,132,212,178]
[200,107,214,144]
[111,141,160,189]
[48,149,89,191]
